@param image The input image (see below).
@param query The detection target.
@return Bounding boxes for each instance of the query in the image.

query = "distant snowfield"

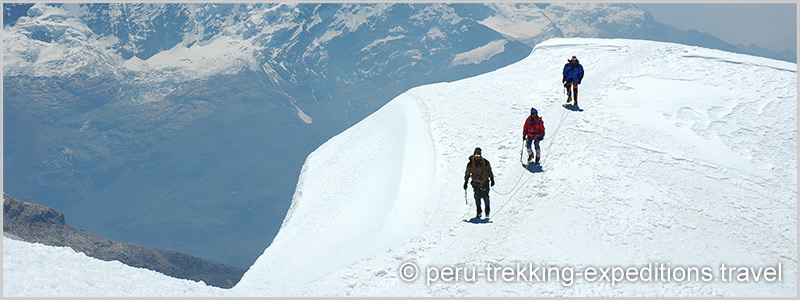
[451,40,507,66]
[3,38,796,297]
[121,35,260,81]
[479,4,550,40]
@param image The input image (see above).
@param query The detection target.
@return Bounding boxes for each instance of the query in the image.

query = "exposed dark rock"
[3,193,246,289]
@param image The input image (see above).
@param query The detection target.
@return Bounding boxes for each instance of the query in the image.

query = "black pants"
[472,184,490,215]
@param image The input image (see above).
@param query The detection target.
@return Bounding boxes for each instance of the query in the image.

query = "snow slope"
[2,237,225,296]
[3,38,796,297]
[234,93,436,288]
[233,37,797,297]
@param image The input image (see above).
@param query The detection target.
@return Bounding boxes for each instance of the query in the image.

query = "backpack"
[470,155,489,182]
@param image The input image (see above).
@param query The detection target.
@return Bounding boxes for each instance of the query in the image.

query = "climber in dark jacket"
[464,147,494,219]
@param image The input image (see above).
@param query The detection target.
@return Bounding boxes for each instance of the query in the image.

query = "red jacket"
[523,115,545,139]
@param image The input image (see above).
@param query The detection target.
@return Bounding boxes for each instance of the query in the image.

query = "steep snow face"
[234,38,796,297]
[234,93,436,289]
[3,38,796,297]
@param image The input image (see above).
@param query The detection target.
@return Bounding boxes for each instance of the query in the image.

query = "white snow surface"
[2,237,225,297]
[120,35,260,81]
[451,40,508,67]
[479,3,646,43]
[479,3,552,40]
[3,38,796,297]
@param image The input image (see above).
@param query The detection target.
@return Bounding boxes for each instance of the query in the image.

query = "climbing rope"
[490,140,528,196]
[491,105,569,196]
[490,103,572,218]
[541,103,570,165]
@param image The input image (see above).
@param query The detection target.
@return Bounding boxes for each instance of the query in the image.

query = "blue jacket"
[562,60,584,84]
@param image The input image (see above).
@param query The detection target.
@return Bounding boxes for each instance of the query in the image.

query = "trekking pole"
[464,189,468,206]
[521,138,527,164]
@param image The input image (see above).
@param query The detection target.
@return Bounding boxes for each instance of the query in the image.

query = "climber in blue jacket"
[562,55,585,106]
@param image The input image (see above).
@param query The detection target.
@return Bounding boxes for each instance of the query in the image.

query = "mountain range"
[3,2,795,268]
[3,37,795,297]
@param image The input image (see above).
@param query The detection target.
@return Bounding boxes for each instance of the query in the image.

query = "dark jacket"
[464,155,494,188]
[563,60,584,84]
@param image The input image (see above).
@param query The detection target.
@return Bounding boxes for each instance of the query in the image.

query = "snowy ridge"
[3,38,796,297]
[235,94,436,289]
[232,38,796,296]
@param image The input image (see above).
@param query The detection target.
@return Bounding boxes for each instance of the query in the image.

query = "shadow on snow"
[562,103,583,112]
[463,217,493,224]
[522,163,544,173]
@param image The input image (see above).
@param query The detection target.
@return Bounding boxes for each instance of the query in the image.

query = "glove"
[523,135,527,141]
[536,136,543,141]
[463,182,468,190]
[490,179,495,187]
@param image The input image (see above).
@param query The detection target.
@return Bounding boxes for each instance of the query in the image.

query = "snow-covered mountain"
[471,3,796,63]
[3,3,531,268]
[3,2,795,270]
[4,38,796,297]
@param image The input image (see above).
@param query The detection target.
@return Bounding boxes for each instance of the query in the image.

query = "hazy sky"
[635,3,797,54]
